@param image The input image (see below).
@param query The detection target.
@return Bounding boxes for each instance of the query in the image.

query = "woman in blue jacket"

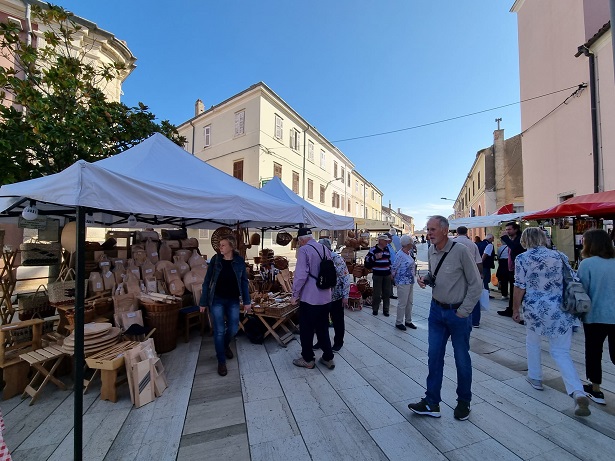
[199,234,251,376]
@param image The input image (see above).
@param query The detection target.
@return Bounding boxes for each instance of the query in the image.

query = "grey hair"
[520,227,547,249]
[428,215,449,230]
[486,233,494,240]
[298,235,312,244]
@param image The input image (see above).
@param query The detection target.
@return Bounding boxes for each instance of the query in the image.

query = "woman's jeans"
[396,283,414,325]
[426,300,472,405]
[210,296,240,364]
[526,327,584,396]
[582,322,615,385]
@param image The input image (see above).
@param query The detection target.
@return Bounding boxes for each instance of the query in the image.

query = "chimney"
[388,200,391,209]
[195,99,204,116]
[397,207,401,214]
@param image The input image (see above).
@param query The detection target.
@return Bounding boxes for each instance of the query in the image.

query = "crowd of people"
[202,219,614,422]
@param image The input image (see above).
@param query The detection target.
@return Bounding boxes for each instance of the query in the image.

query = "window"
[355,180,359,193]
[292,171,299,193]
[472,180,475,195]
[233,160,244,181]
[371,189,374,200]
[348,199,351,212]
[478,171,481,189]
[355,202,359,215]
[320,149,326,169]
[307,179,313,199]
[347,172,351,187]
[307,140,314,162]
[320,185,326,203]
[275,115,283,140]
[234,110,245,136]
[204,125,211,147]
[290,128,300,150]
[273,162,282,179]
[340,167,345,182]
[331,193,336,208]
[333,161,338,178]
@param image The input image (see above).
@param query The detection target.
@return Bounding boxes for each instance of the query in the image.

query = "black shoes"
[312,343,321,350]
[405,322,417,329]
[390,295,398,299]
[383,312,390,317]
[584,384,606,405]
[225,347,234,359]
[332,344,343,352]
[454,401,471,420]
[497,310,513,317]
[217,363,227,376]
[396,324,407,331]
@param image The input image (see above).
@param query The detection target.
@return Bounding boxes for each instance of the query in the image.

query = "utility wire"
[331,84,583,143]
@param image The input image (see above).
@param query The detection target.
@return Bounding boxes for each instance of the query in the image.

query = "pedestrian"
[512,227,590,416]
[199,234,251,377]
[577,229,615,405]
[453,226,483,328]
[314,237,350,352]
[495,243,510,298]
[499,222,525,317]
[391,234,416,330]
[477,234,496,292]
[386,232,399,299]
[421,234,426,244]
[364,234,393,316]
[291,228,336,370]
[408,216,482,421]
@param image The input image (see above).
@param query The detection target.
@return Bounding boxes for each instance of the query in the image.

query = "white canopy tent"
[260,176,354,230]
[448,212,530,229]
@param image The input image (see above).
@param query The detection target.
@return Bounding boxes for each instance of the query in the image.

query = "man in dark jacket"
[364,234,393,316]
[498,222,525,317]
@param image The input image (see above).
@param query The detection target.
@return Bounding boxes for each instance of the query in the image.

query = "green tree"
[0,4,186,185]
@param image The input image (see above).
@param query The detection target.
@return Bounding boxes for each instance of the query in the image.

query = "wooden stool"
[179,306,205,342]
[20,345,68,405]
[1,319,43,400]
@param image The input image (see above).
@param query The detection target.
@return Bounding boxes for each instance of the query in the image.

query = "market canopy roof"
[260,176,354,230]
[0,133,307,229]
[449,212,529,229]
[523,190,615,220]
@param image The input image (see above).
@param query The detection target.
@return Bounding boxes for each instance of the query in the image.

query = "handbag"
[558,254,591,316]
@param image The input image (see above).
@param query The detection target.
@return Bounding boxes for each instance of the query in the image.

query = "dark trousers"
[583,322,615,385]
[482,267,491,290]
[496,262,509,296]
[372,274,392,314]
[299,301,333,362]
[507,275,515,312]
[329,298,345,348]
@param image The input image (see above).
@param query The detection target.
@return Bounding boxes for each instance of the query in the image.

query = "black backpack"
[308,244,337,289]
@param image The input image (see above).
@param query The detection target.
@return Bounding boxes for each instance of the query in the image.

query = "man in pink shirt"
[291,228,335,370]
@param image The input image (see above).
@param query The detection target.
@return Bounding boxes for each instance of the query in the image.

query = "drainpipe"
[302,128,307,198]
[24,1,32,46]
[577,46,601,192]
[189,120,196,155]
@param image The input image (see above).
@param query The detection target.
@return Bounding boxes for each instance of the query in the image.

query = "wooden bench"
[0,318,43,400]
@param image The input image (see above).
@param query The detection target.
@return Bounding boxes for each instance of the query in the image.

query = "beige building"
[452,129,523,238]
[177,82,382,222]
[381,205,414,235]
[511,0,613,210]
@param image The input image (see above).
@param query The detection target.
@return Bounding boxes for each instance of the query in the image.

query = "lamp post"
[325,177,344,214]
[440,197,457,218]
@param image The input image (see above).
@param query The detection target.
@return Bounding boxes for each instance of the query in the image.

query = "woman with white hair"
[391,234,416,330]
[512,227,590,416]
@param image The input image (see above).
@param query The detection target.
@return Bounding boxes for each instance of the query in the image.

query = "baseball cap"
[377,234,391,241]
[297,228,312,237]
[400,234,412,246]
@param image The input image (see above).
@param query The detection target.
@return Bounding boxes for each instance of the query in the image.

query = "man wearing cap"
[408,215,482,421]
[391,234,416,330]
[364,234,393,316]
[291,228,336,370]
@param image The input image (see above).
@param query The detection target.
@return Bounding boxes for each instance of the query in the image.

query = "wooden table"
[240,306,298,347]
[20,345,68,405]
[84,341,140,402]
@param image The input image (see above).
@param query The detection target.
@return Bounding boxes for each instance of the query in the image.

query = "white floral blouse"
[332,252,350,301]
[391,249,415,285]
[514,246,578,337]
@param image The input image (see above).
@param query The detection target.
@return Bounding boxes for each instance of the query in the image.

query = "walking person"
[408,216,482,420]
[512,227,590,416]
[496,243,510,299]
[364,234,393,316]
[477,234,496,292]
[391,234,417,330]
[314,237,350,352]
[499,222,525,317]
[291,228,335,370]
[199,234,251,377]
[453,226,483,328]
[577,229,615,405]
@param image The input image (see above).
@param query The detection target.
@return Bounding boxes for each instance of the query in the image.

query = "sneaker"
[332,344,343,352]
[292,357,315,369]
[312,343,321,350]
[408,398,441,418]
[584,384,606,405]
[372,310,378,316]
[472,324,480,329]
[497,310,513,317]
[574,392,591,417]
[383,312,390,317]
[454,400,471,421]
[217,363,227,376]
[501,296,509,300]
[225,347,234,359]
[319,356,335,369]
[526,376,544,391]
[390,295,398,299]
[405,322,417,329]
[395,324,407,331]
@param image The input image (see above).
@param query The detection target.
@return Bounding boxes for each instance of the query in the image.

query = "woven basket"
[18,285,54,320]
[273,256,289,270]
[48,279,88,306]
[275,232,293,246]
[252,306,266,314]
[263,304,295,318]
[211,226,233,252]
[87,297,113,316]
[356,278,370,293]
[141,299,181,353]
[352,265,365,278]
[250,233,261,246]
[19,242,62,266]
[65,306,97,327]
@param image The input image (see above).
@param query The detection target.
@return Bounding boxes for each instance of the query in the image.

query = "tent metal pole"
[73,206,86,460]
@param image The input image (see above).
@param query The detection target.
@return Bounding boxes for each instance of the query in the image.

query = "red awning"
[523,190,615,220]
[494,203,514,215]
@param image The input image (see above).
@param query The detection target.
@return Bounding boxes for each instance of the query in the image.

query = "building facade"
[177,82,382,221]
[511,0,613,210]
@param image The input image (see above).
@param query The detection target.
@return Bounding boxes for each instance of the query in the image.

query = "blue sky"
[57,0,521,230]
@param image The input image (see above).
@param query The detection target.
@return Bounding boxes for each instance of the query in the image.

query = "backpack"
[308,244,337,289]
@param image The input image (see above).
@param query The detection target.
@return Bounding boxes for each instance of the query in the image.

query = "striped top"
[365,244,392,276]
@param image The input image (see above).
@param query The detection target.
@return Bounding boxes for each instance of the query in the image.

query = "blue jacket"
[199,253,251,307]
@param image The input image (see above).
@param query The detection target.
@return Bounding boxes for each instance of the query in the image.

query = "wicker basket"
[48,279,88,306]
[352,265,365,278]
[87,297,113,316]
[211,226,233,252]
[18,285,54,320]
[356,278,370,293]
[19,242,62,266]
[252,306,266,314]
[65,306,97,327]
[275,232,292,246]
[273,256,289,270]
[263,303,295,318]
[140,299,181,353]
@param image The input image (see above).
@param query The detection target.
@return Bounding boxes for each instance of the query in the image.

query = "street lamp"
[440,197,455,201]
[325,177,344,190]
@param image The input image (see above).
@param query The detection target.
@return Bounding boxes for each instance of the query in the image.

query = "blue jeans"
[426,300,473,405]
[210,296,240,364]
